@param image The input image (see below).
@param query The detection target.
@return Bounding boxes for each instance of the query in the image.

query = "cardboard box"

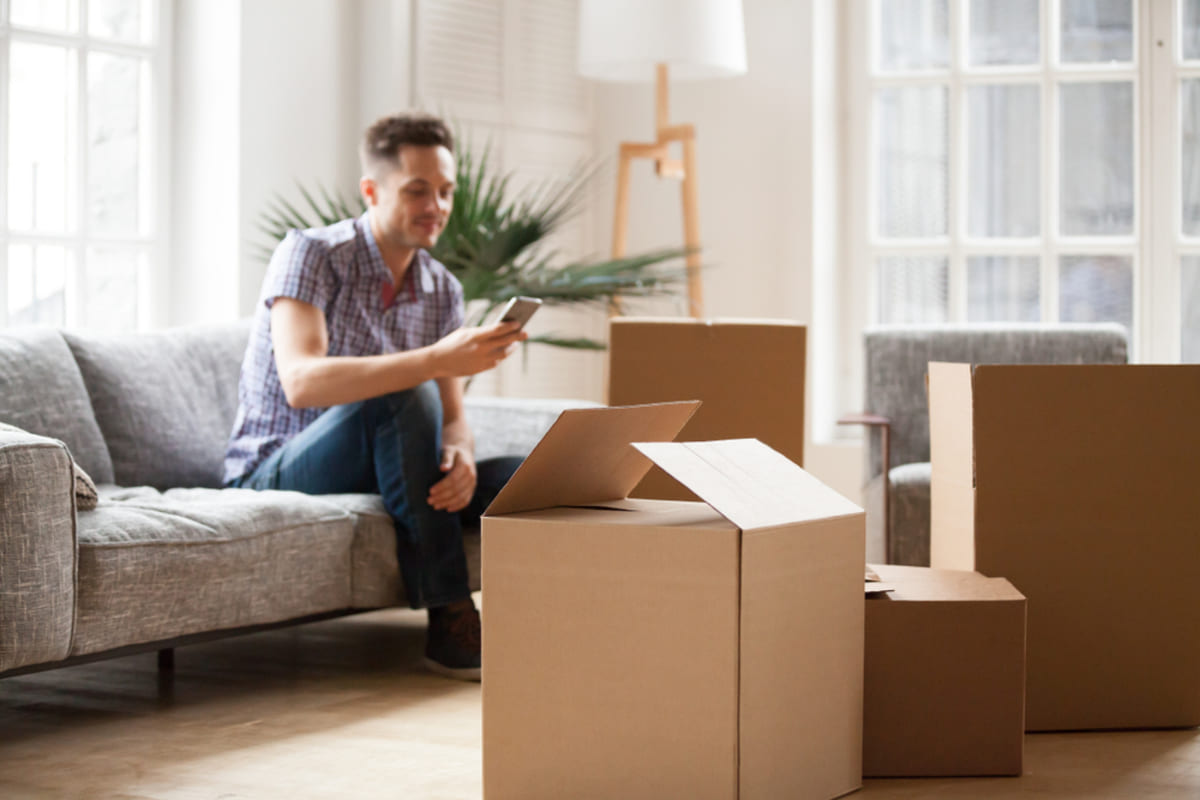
[482,402,864,800]
[607,318,806,501]
[863,564,1026,777]
[928,363,1200,731]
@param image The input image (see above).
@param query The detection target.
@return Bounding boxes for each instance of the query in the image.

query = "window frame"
[830,0,1191,441]
[0,0,170,331]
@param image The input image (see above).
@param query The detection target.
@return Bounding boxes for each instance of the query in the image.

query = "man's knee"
[363,382,443,429]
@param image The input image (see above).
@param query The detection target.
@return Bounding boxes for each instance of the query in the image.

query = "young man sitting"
[224,113,526,681]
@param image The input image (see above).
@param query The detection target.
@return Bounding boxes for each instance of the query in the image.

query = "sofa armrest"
[837,412,892,563]
[0,426,77,672]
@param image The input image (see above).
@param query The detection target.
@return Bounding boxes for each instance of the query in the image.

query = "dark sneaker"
[424,601,481,681]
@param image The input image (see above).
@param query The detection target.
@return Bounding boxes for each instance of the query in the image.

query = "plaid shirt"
[223,213,464,484]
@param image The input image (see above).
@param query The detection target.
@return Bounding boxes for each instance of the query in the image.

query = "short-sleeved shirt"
[223,213,465,485]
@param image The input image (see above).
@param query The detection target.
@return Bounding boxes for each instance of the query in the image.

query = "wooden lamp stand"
[610,63,703,317]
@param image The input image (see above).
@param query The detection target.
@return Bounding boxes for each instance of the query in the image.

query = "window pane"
[11,0,77,32]
[1182,81,1200,236]
[88,53,145,237]
[877,0,948,71]
[1059,255,1132,332]
[968,85,1040,237]
[876,87,948,238]
[968,256,1040,321]
[1183,257,1200,361]
[7,245,68,327]
[9,43,76,233]
[89,0,154,44]
[877,257,948,323]
[1186,0,1200,61]
[968,0,1040,66]
[84,248,139,332]
[1060,82,1134,236]
[1061,0,1133,63]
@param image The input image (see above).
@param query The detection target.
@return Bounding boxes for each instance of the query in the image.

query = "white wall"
[237,0,362,317]
[170,0,242,325]
[172,0,370,324]
[587,0,862,502]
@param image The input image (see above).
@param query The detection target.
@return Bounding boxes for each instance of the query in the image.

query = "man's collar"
[359,213,434,300]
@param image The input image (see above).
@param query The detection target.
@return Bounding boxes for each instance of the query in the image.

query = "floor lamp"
[578,0,747,318]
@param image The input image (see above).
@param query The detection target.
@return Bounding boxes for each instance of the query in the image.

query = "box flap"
[633,439,861,531]
[485,401,700,517]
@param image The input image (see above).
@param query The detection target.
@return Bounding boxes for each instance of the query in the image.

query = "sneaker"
[424,600,481,681]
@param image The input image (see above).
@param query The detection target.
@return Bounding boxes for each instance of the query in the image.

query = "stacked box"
[928,363,1200,731]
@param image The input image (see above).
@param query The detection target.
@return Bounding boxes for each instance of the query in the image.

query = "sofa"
[0,320,589,678]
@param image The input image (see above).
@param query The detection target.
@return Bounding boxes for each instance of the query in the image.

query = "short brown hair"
[360,113,454,176]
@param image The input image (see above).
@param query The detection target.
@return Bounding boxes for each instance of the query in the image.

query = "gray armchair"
[841,323,1129,565]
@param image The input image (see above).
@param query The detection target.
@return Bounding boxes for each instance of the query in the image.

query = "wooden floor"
[2,601,1198,799]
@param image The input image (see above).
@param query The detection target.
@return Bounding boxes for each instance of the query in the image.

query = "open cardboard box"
[608,318,806,501]
[482,402,864,800]
[864,564,1026,777]
[928,362,1200,731]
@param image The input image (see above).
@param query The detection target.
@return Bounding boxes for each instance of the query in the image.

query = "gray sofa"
[0,320,587,678]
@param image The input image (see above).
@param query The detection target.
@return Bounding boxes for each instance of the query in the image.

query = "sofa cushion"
[64,321,251,489]
[71,486,355,656]
[0,328,115,482]
[314,493,481,608]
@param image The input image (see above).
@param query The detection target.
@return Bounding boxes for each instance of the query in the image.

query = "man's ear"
[359,175,376,206]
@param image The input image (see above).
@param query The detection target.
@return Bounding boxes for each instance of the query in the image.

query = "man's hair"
[360,113,454,177]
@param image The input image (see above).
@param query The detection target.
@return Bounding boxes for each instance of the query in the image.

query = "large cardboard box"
[607,317,806,500]
[928,363,1200,731]
[482,402,864,800]
[864,564,1026,777]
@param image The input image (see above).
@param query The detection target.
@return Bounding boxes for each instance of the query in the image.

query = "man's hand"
[429,320,527,378]
[428,443,477,513]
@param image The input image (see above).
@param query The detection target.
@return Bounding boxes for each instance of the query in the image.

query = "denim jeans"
[231,382,521,610]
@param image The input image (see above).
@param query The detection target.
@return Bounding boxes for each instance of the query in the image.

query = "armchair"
[841,323,1128,565]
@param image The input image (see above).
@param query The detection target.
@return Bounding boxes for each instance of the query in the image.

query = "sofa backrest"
[0,328,115,483]
[64,321,252,489]
[862,322,1129,480]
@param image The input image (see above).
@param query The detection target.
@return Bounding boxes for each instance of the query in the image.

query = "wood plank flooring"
[1,602,1197,799]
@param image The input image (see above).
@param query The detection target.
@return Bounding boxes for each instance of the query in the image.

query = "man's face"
[363,144,456,252]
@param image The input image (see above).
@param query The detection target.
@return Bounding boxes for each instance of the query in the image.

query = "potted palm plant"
[256,144,685,351]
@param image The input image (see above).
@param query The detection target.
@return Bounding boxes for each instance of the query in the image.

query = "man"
[224,113,526,681]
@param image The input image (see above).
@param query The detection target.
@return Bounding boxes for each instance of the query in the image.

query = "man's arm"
[271,297,524,409]
[428,376,476,513]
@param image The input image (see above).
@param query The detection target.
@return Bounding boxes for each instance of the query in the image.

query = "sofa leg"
[157,648,175,672]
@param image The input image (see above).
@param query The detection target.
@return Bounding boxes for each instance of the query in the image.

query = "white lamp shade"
[578,0,747,82]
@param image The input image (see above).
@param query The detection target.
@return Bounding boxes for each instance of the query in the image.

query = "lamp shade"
[578,0,747,83]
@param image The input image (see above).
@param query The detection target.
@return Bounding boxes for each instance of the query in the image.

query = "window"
[847,0,1200,365]
[2,0,165,332]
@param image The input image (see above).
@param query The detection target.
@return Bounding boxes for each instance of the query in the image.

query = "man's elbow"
[278,365,317,409]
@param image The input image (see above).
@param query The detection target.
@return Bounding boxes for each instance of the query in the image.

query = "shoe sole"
[423,656,481,682]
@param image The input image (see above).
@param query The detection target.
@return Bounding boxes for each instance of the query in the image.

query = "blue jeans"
[231,382,521,610]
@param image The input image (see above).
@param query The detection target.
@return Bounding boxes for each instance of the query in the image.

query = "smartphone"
[498,296,542,329]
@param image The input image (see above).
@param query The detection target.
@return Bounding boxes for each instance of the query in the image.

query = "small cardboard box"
[864,564,1026,777]
[928,363,1200,731]
[607,317,806,501]
[482,402,864,800]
